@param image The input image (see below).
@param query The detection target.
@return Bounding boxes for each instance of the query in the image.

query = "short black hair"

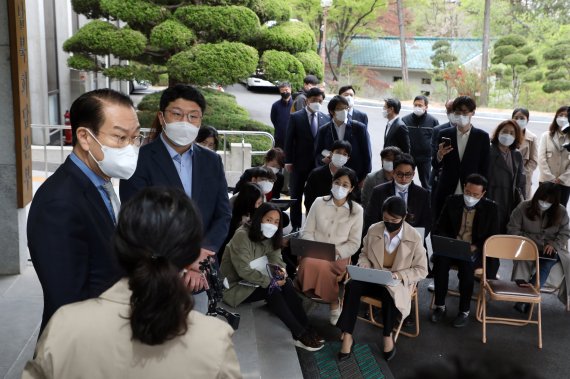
[414,95,429,106]
[393,153,416,170]
[452,96,476,112]
[338,85,355,96]
[382,195,407,218]
[248,202,283,250]
[304,75,319,85]
[306,87,325,100]
[70,88,134,146]
[512,107,529,120]
[249,166,276,181]
[384,98,401,114]
[195,125,219,150]
[159,84,206,113]
[465,173,488,191]
[331,140,352,156]
[327,95,349,115]
[278,82,291,89]
[380,146,402,159]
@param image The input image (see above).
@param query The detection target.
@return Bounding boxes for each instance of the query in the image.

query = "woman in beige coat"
[296,167,364,325]
[23,188,241,379]
[337,196,427,362]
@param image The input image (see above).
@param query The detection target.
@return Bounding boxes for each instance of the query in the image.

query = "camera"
[199,258,240,330]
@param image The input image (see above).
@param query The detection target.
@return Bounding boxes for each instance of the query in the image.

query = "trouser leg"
[289,169,310,229]
[457,260,475,313]
[377,286,400,336]
[280,280,308,326]
[265,283,306,337]
[337,280,367,334]
[417,160,431,190]
[433,255,451,306]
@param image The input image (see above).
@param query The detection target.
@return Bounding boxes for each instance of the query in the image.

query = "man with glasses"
[120,85,231,313]
[431,174,499,328]
[28,89,141,334]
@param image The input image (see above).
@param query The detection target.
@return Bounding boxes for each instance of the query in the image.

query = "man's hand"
[437,142,453,161]
[182,270,207,292]
[189,248,215,271]
[285,163,294,173]
[544,244,556,256]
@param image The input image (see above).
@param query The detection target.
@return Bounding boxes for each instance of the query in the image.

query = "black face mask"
[280,92,291,100]
[384,219,404,233]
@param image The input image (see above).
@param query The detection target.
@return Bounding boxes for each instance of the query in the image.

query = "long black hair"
[324,167,358,214]
[230,183,263,237]
[248,202,283,250]
[114,187,202,345]
[526,182,562,228]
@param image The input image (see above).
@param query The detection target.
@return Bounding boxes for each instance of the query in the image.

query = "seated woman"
[337,196,427,362]
[507,182,570,313]
[220,203,324,351]
[196,125,219,151]
[263,147,286,200]
[23,188,240,378]
[296,167,363,325]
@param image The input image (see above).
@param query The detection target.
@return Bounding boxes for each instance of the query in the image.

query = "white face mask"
[394,181,411,192]
[266,166,280,174]
[331,153,348,168]
[382,160,394,172]
[260,223,278,238]
[447,113,457,125]
[538,200,552,211]
[498,133,515,147]
[463,194,480,208]
[382,109,389,118]
[163,120,199,147]
[335,109,348,123]
[413,107,425,116]
[308,102,321,113]
[257,180,273,194]
[515,119,527,129]
[87,130,139,180]
[456,115,471,128]
[331,184,350,200]
[556,117,569,128]
[343,95,354,108]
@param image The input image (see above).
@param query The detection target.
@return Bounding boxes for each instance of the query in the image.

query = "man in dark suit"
[402,95,439,190]
[383,98,410,153]
[120,85,231,312]
[339,85,368,127]
[28,89,141,334]
[431,174,499,328]
[314,95,371,184]
[270,82,293,148]
[284,87,330,230]
[429,99,456,199]
[431,96,490,220]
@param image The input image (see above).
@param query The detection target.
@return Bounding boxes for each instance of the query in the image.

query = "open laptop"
[290,238,336,261]
[431,235,473,262]
[347,265,401,287]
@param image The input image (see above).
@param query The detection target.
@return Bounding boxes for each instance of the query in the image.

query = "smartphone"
[441,137,451,147]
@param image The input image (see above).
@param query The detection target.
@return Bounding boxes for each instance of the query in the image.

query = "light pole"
[320,0,332,72]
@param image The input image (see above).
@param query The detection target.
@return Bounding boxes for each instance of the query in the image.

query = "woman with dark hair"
[220,203,323,351]
[296,167,364,325]
[24,188,240,378]
[196,125,219,151]
[232,166,277,196]
[263,147,286,200]
[512,108,538,199]
[508,182,570,313]
[337,196,427,362]
[538,105,570,206]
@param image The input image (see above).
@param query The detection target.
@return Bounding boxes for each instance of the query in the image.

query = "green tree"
[542,26,570,94]
[260,50,305,89]
[430,40,458,100]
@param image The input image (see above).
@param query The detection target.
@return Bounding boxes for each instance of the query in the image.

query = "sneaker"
[307,328,325,343]
[430,307,446,323]
[453,312,469,328]
[330,307,342,325]
[294,332,325,352]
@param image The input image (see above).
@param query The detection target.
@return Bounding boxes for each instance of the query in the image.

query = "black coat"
[284,109,330,173]
[351,109,369,127]
[304,164,363,213]
[402,112,440,162]
[384,116,411,153]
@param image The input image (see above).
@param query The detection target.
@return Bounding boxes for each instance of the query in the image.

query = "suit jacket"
[433,194,499,254]
[351,109,369,127]
[402,112,439,161]
[314,119,372,181]
[384,116,411,153]
[270,97,293,148]
[430,122,454,159]
[304,164,333,212]
[364,181,431,236]
[432,126,490,217]
[23,279,241,379]
[359,222,428,318]
[284,109,330,173]
[120,138,231,252]
[27,157,121,333]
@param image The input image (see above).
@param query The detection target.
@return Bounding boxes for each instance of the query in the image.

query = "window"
[393,76,402,82]
[422,78,432,85]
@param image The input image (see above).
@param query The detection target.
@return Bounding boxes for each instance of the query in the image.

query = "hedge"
[150,20,195,51]
[260,50,305,90]
[257,21,316,54]
[294,50,324,81]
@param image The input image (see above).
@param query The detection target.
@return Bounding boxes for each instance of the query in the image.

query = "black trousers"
[433,255,474,312]
[558,184,570,207]
[289,168,312,228]
[244,280,308,338]
[337,280,399,337]
[416,159,431,190]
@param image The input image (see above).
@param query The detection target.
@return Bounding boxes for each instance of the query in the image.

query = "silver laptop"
[347,265,401,287]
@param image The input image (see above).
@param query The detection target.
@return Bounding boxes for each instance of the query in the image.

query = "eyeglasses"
[395,171,414,179]
[97,131,144,147]
[164,109,203,123]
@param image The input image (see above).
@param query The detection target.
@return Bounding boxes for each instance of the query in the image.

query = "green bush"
[100,0,169,26]
[103,63,163,82]
[71,0,107,19]
[175,5,260,43]
[248,0,291,24]
[294,50,323,81]
[257,21,316,54]
[67,54,99,71]
[167,42,258,85]
[150,20,195,51]
[260,50,305,90]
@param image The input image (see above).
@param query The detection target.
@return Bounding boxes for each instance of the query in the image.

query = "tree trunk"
[480,0,491,106]
[396,0,408,86]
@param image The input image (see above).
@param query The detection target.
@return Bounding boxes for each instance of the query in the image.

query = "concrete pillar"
[0,0,32,274]
[55,0,73,120]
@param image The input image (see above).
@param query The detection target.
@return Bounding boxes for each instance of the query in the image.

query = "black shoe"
[383,346,397,361]
[431,307,446,323]
[337,339,355,361]
[453,312,469,328]
[514,302,530,314]
[403,315,415,328]
[307,328,325,343]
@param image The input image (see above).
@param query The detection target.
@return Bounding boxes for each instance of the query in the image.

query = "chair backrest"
[483,235,538,260]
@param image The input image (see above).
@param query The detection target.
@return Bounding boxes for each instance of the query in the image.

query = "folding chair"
[479,235,542,348]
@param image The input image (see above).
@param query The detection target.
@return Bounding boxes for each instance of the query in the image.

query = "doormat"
[296,342,393,379]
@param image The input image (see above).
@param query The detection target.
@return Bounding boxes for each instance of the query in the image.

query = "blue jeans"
[530,256,560,288]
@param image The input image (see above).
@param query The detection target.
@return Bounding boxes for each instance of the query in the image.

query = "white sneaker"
[330,307,342,325]
[294,333,325,351]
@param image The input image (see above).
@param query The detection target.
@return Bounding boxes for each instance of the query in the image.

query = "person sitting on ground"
[508,182,570,313]
[232,166,276,198]
[196,125,219,151]
[23,187,241,378]
[361,146,402,209]
[262,147,286,201]
[337,196,427,362]
[296,167,364,325]
[220,203,324,351]
[431,174,499,328]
